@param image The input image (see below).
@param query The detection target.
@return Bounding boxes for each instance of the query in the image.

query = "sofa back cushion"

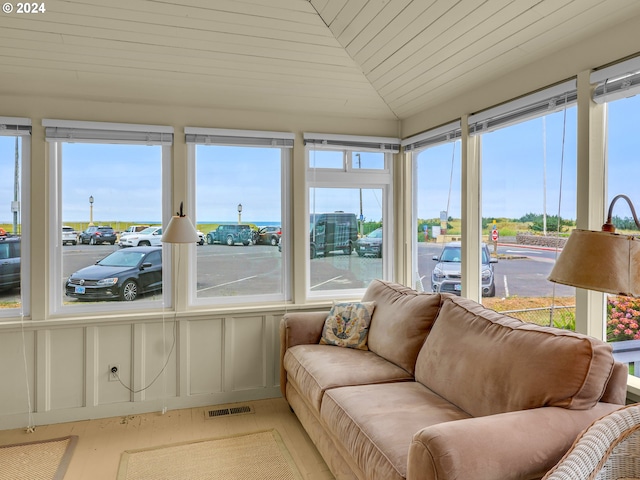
[415,296,615,417]
[362,280,443,374]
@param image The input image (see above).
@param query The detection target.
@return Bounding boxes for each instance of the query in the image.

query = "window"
[405,122,462,294]
[0,117,30,318]
[469,81,577,326]
[45,120,172,314]
[594,57,640,354]
[305,133,398,298]
[186,128,293,305]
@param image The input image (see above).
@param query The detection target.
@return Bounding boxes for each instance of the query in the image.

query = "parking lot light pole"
[238,203,242,224]
[89,195,94,226]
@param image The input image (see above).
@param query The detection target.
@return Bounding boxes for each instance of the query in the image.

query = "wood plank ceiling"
[0,0,639,121]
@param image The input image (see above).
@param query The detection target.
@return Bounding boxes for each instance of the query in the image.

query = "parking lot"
[0,241,573,305]
[58,242,384,301]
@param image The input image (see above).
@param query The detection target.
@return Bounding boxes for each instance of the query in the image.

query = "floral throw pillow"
[320,301,376,350]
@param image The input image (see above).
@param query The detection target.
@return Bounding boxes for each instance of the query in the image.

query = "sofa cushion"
[415,296,616,417]
[320,301,376,350]
[362,279,443,374]
[320,382,471,480]
[283,344,413,413]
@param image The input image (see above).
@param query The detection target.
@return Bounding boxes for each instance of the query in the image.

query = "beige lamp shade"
[548,229,640,297]
[162,215,199,244]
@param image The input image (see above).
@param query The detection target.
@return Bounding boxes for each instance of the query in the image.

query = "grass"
[484,296,576,328]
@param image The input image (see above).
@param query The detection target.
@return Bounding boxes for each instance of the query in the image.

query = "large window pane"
[480,109,577,327]
[60,143,163,306]
[0,136,23,313]
[195,145,284,301]
[414,140,462,294]
[605,94,640,371]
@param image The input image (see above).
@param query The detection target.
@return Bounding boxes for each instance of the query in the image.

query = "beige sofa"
[280,279,628,480]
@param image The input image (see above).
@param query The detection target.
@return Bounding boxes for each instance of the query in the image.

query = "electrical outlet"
[108,364,120,382]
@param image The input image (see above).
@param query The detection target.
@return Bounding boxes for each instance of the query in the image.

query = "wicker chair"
[543,403,640,480]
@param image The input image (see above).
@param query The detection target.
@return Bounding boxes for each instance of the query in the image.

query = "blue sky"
[0,95,638,227]
[416,94,640,221]
[416,107,578,221]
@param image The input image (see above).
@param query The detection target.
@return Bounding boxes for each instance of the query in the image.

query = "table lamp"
[548,194,640,296]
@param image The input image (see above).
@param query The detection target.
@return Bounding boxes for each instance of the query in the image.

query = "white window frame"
[45,119,173,316]
[186,127,293,307]
[0,117,31,319]
[305,133,398,300]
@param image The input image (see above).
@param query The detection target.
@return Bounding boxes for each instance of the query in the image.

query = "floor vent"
[206,405,254,419]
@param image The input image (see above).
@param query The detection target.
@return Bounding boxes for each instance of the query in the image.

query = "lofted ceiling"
[1,0,639,121]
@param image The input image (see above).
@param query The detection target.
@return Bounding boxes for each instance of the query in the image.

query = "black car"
[79,225,117,245]
[65,246,162,301]
[0,236,21,291]
[207,224,252,246]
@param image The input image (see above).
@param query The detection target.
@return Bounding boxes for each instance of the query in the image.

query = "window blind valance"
[185,127,294,148]
[43,120,173,145]
[0,117,31,136]
[468,80,577,135]
[402,121,461,152]
[591,56,640,104]
[304,132,400,153]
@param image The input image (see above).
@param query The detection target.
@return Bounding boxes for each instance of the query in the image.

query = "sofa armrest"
[407,402,623,480]
[279,311,328,398]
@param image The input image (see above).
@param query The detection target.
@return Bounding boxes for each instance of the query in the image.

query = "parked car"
[79,225,117,245]
[62,226,78,245]
[431,241,497,297]
[119,226,163,247]
[255,226,281,246]
[197,230,205,245]
[206,224,252,246]
[0,236,20,291]
[118,225,149,246]
[356,227,382,258]
[309,212,358,258]
[65,246,162,301]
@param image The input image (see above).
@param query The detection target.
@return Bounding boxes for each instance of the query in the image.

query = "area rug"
[116,429,303,480]
[0,435,78,480]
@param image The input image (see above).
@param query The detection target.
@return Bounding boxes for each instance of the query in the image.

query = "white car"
[197,230,205,245]
[118,225,149,246]
[62,226,78,245]
[119,226,163,247]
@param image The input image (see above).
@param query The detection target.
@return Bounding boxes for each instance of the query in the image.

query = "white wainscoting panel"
[187,317,223,395]
[49,327,84,410]
[0,329,35,418]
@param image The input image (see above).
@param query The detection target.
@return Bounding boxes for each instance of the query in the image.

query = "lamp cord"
[21,311,35,432]
[114,248,178,396]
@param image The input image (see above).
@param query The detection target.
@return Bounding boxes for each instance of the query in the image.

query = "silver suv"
[431,242,497,297]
